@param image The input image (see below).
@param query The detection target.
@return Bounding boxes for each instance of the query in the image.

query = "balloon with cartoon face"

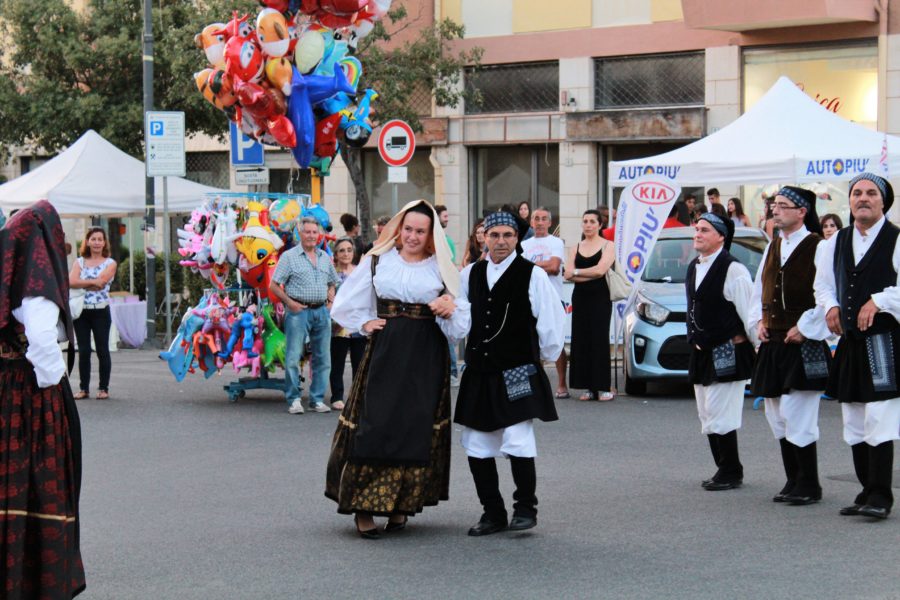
[195,23,227,67]
[256,8,291,58]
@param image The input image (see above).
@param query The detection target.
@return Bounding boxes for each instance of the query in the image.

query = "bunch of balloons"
[194,0,390,174]
[160,293,288,382]
[177,194,334,296]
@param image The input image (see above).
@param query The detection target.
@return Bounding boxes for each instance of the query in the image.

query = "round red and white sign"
[377,120,416,167]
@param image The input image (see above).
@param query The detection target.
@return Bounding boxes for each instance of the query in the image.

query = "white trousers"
[461,421,536,458]
[694,381,745,435]
[763,390,821,447]
[841,400,900,446]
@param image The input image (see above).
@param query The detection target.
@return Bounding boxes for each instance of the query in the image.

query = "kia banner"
[613,174,681,330]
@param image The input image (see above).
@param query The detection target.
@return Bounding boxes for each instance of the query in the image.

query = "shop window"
[465,62,559,115]
[594,52,704,109]
[362,149,435,221]
[185,152,230,189]
[473,145,559,228]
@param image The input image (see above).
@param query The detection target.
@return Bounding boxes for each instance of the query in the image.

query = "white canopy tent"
[609,76,900,187]
[0,129,227,216]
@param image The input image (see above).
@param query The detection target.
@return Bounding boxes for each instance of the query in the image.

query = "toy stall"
[159,192,336,401]
[164,1,391,400]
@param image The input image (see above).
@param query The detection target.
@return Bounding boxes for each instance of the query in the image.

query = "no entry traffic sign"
[377,120,416,167]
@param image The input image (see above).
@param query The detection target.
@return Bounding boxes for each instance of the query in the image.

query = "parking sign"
[145,111,186,177]
[230,122,265,166]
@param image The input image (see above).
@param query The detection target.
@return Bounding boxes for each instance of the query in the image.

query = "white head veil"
[365,199,460,298]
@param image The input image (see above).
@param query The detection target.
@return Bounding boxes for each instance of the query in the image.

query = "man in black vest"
[687,213,757,491]
[749,186,831,505]
[455,209,565,536]
[814,172,900,520]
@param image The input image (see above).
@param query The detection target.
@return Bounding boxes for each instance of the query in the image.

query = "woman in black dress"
[565,209,616,401]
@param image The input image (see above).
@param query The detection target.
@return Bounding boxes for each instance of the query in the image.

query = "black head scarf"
[849,172,894,214]
[498,204,530,254]
[0,200,75,371]
[777,186,822,236]
[697,212,735,251]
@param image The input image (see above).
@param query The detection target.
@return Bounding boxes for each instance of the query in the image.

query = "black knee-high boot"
[865,441,894,510]
[704,434,722,484]
[509,456,538,519]
[715,430,744,483]
[786,441,822,504]
[775,437,799,500]
[468,457,507,523]
[851,442,870,506]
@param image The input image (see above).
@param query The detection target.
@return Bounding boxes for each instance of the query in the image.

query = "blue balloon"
[288,67,357,168]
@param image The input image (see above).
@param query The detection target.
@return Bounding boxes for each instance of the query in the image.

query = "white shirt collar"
[697,246,724,264]
[488,251,518,271]
[855,215,886,239]
[779,224,808,243]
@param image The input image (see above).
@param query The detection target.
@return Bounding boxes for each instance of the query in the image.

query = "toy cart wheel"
[227,390,240,402]
[239,390,246,399]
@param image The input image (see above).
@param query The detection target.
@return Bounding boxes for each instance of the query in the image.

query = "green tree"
[342,8,482,241]
[0,0,256,158]
[0,1,481,239]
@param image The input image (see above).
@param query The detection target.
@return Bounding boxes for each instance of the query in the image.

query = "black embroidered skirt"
[750,338,831,397]
[826,330,900,403]
[324,314,451,516]
[0,358,85,599]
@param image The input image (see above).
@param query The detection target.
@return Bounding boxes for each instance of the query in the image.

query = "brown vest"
[761,233,821,332]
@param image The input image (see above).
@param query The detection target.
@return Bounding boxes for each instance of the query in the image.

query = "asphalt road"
[73,350,900,599]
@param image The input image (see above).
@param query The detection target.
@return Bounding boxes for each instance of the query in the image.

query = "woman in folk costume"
[0,201,86,598]
[325,200,470,539]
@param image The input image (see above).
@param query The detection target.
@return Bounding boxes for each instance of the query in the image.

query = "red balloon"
[267,115,297,147]
[314,113,342,159]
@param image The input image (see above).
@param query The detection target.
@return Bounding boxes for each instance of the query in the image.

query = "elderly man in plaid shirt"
[270,217,341,414]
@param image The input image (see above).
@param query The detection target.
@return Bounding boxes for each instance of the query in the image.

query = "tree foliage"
[0,0,481,239]
[0,0,256,157]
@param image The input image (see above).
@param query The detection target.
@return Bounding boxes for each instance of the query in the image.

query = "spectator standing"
[339,213,366,265]
[1,201,86,598]
[434,204,460,385]
[517,201,535,240]
[521,207,570,399]
[69,226,117,399]
[707,187,722,207]
[664,204,685,228]
[269,217,340,414]
[601,208,616,241]
[711,203,728,219]
[565,209,616,401]
[329,238,366,411]
[728,198,752,226]
[819,213,843,240]
[462,219,486,267]
[363,215,391,254]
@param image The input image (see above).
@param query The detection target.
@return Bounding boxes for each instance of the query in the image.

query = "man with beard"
[749,186,831,505]
[455,209,565,535]
[814,172,900,520]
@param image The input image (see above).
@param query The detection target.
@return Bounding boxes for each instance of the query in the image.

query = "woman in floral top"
[68,227,117,399]
[328,237,366,410]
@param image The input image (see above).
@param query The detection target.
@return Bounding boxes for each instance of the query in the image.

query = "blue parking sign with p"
[230,122,264,166]
[149,120,165,136]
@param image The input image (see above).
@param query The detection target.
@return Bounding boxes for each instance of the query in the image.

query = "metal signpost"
[145,110,186,344]
[377,120,416,214]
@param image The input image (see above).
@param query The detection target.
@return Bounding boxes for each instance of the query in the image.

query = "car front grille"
[658,335,691,370]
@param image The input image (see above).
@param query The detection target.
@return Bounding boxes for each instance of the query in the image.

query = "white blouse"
[331,247,471,342]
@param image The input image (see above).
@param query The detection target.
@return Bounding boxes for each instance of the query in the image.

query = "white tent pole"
[129,217,135,293]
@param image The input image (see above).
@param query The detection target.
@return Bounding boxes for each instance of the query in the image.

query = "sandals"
[96,390,109,400]
[73,390,89,400]
[598,391,616,402]
[578,391,595,401]
[555,390,571,399]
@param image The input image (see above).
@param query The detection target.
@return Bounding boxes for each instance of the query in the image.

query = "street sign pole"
[142,0,156,346]
[163,176,171,343]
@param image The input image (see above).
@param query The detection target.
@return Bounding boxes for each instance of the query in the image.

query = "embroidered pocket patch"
[800,340,829,380]
[712,341,737,378]
[866,333,897,394]
[503,364,538,401]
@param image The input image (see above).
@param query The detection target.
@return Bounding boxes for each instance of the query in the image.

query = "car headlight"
[636,293,671,327]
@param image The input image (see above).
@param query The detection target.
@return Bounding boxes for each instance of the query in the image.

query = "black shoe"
[773,492,790,502]
[704,480,742,491]
[857,505,890,519]
[354,514,380,539]
[785,493,821,506]
[384,516,408,532]
[468,517,507,537]
[839,504,863,516]
[508,515,537,531]
[701,478,715,488]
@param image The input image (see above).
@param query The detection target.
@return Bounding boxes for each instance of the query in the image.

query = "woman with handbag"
[68,227,117,399]
[565,209,617,401]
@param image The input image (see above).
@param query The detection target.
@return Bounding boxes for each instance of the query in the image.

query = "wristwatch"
[574,268,580,277]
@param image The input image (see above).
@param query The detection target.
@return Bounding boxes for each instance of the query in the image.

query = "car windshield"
[641,236,768,283]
